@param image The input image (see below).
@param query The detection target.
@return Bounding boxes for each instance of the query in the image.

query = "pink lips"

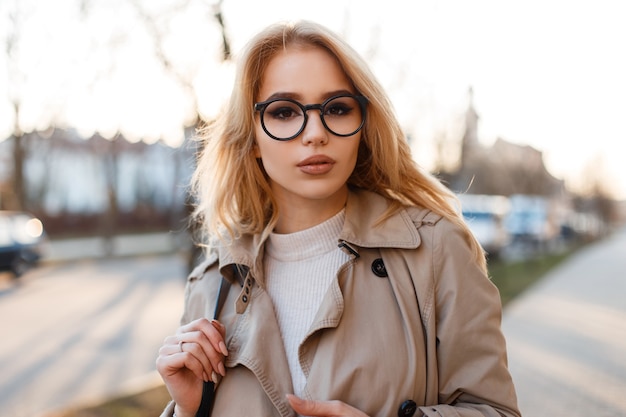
[297,155,335,175]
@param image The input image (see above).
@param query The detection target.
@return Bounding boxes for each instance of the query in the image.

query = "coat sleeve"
[420,219,521,417]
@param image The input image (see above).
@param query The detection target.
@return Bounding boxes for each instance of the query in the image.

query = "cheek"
[348,136,362,164]
[253,136,282,170]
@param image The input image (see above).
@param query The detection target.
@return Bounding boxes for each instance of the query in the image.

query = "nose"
[301,111,329,145]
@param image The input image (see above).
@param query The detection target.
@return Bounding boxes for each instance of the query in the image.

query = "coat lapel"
[224,284,295,416]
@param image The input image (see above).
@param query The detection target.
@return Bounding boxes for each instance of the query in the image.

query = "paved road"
[0,253,186,417]
[502,226,626,417]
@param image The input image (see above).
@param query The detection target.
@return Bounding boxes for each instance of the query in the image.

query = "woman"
[157,20,521,417]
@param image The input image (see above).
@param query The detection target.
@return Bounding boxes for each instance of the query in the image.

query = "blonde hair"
[192,20,486,271]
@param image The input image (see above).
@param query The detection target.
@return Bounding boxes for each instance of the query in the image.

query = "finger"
[181,318,229,357]
[156,347,208,382]
[178,332,226,378]
[286,394,338,416]
[163,335,214,364]
[179,317,212,332]
[163,331,223,380]
[167,319,228,379]
[210,320,229,355]
[286,395,369,417]
[158,339,188,356]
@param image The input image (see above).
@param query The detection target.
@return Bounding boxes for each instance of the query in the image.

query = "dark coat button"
[371,258,388,277]
[398,400,417,417]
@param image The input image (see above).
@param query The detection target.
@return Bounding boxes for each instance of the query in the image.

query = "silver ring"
[178,340,184,353]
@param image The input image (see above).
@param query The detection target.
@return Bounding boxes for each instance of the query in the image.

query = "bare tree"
[578,155,618,227]
[3,1,28,210]
[127,0,232,252]
[212,0,231,61]
[129,0,231,127]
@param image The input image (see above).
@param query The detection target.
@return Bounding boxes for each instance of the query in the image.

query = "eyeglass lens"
[261,96,364,140]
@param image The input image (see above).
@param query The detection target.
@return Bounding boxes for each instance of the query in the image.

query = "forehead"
[257,45,353,101]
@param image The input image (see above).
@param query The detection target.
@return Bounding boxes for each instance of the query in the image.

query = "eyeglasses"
[254,94,368,141]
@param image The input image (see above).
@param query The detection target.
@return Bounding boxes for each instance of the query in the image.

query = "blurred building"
[442,88,616,245]
[444,87,565,197]
[0,128,197,235]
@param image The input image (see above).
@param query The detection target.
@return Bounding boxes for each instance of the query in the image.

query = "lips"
[297,155,335,175]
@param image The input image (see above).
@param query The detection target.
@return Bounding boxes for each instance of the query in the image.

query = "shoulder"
[404,204,443,229]
[345,188,467,250]
[402,203,469,255]
[187,250,219,283]
[400,205,479,278]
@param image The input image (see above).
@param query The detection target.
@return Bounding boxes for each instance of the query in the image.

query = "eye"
[324,98,355,117]
[266,101,302,121]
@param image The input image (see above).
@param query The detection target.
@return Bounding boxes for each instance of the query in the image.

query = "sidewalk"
[502,226,626,417]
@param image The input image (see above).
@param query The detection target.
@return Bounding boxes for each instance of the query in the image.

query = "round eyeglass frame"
[253,94,369,141]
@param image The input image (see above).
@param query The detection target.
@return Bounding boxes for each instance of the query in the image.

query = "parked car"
[504,195,559,248]
[0,211,46,277]
[458,194,511,258]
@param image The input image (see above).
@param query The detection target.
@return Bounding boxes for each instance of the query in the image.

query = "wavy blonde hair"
[192,20,486,271]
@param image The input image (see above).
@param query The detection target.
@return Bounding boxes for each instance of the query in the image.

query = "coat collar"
[214,188,435,284]
[340,188,423,249]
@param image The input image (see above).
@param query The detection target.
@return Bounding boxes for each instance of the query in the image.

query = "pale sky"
[1,0,625,199]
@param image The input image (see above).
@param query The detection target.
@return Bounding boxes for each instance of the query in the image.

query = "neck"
[273,188,348,234]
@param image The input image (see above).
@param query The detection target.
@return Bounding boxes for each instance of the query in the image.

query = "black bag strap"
[213,275,231,319]
[195,264,239,417]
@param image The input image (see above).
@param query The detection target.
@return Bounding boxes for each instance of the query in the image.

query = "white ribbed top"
[265,209,349,397]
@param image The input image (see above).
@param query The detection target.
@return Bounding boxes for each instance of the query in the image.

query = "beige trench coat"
[161,189,521,417]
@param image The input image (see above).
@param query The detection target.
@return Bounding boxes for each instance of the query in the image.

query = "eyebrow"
[260,89,355,103]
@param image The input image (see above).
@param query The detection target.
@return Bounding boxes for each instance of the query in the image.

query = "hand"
[156,318,229,417]
[286,394,370,417]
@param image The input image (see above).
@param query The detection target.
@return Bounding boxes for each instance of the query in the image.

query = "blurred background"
[1,0,625,416]
[1,0,625,249]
